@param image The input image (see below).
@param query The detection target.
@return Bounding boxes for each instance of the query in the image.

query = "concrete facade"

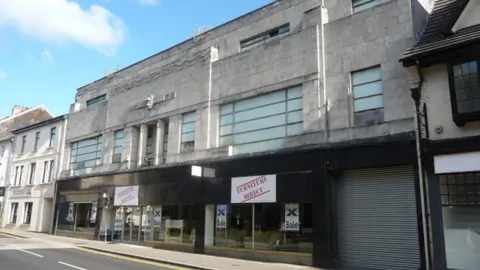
[2,116,67,232]
[61,0,430,178]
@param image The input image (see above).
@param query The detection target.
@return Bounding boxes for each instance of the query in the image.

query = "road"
[0,234,191,270]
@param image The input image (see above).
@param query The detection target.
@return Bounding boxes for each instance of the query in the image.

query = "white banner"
[113,186,139,206]
[114,208,124,231]
[66,202,74,222]
[90,201,97,223]
[231,175,276,203]
[285,203,300,231]
[216,205,227,228]
[153,207,162,228]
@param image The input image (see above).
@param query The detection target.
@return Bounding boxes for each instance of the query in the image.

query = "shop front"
[55,192,99,240]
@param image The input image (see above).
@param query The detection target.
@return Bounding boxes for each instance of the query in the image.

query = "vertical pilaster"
[154,120,165,166]
[138,124,147,167]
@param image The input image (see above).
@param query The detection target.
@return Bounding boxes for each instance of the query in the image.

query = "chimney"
[11,105,29,116]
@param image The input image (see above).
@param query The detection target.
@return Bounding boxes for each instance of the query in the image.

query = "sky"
[0,0,273,117]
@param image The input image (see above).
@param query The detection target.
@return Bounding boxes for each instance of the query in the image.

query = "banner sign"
[11,188,31,197]
[216,205,227,228]
[114,185,139,206]
[231,175,276,203]
[285,203,300,231]
[90,201,97,223]
[153,207,162,228]
[114,208,124,231]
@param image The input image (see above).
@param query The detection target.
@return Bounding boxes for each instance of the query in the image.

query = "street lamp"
[103,192,109,243]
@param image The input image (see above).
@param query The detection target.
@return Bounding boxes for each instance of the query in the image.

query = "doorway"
[120,207,142,243]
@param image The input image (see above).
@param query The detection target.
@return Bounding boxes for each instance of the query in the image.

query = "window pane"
[353,80,382,99]
[220,114,233,125]
[234,138,285,155]
[287,98,302,111]
[453,64,463,77]
[220,135,233,146]
[353,0,381,13]
[234,90,286,112]
[287,123,303,136]
[352,66,381,85]
[114,147,122,154]
[78,138,99,148]
[77,145,99,155]
[354,95,383,112]
[220,125,233,136]
[220,104,233,115]
[234,114,286,134]
[183,112,196,123]
[234,102,286,122]
[114,130,124,139]
[183,122,195,133]
[287,110,303,124]
[182,132,195,142]
[287,86,302,99]
[234,126,286,145]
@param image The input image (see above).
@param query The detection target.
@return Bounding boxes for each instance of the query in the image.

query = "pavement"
[0,230,320,270]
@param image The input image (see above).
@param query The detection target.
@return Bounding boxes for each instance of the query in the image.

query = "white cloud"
[136,0,159,6]
[0,71,7,80]
[41,49,55,65]
[0,0,127,56]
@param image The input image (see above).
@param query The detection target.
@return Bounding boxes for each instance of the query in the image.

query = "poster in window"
[216,205,227,228]
[285,203,300,231]
[114,208,124,231]
[66,202,74,222]
[153,207,162,228]
[90,201,97,223]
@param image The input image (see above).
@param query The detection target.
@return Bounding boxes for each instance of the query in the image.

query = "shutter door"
[336,166,421,270]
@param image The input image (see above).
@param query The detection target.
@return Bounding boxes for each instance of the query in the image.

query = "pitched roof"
[401,0,476,63]
[0,106,53,141]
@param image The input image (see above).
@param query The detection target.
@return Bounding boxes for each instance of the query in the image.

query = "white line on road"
[17,249,44,258]
[58,261,87,270]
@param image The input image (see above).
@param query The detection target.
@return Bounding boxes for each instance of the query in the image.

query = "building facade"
[2,116,67,232]
[402,1,480,270]
[54,0,432,269]
[0,105,53,225]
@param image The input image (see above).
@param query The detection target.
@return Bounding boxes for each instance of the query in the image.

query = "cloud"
[0,0,127,56]
[0,71,7,80]
[136,0,159,6]
[41,49,55,65]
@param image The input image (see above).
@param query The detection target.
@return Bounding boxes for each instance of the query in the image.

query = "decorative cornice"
[110,48,212,97]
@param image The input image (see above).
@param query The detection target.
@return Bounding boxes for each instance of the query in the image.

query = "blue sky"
[0,0,272,117]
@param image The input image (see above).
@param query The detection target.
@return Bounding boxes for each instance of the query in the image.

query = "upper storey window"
[86,94,106,107]
[240,24,290,51]
[352,0,381,13]
[448,60,480,126]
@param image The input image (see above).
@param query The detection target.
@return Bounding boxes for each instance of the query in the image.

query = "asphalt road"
[0,238,192,270]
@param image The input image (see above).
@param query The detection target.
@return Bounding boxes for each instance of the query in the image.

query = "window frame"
[34,131,41,150]
[49,127,57,148]
[21,135,26,153]
[181,112,196,152]
[352,0,382,13]
[69,136,103,173]
[112,130,124,163]
[42,161,48,183]
[28,162,36,185]
[447,58,480,126]
[48,160,55,182]
[351,65,383,113]
[240,24,290,51]
[86,94,107,107]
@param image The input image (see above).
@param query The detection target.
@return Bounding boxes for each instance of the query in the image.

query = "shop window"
[112,129,124,163]
[219,86,303,155]
[115,205,196,244]
[439,173,480,270]
[23,202,33,224]
[181,112,196,152]
[10,202,18,224]
[70,136,103,175]
[448,60,480,126]
[55,200,98,239]
[206,203,313,253]
[352,0,381,13]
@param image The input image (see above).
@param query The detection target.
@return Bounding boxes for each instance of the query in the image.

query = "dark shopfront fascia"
[54,132,423,269]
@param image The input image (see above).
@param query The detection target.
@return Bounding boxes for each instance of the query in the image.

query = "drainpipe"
[410,61,432,270]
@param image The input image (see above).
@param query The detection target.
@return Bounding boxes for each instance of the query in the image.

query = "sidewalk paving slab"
[0,229,321,270]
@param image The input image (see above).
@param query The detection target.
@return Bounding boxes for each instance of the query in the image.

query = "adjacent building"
[1,115,67,232]
[401,0,480,269]
[0,105,53,225]
[52,0,432,269]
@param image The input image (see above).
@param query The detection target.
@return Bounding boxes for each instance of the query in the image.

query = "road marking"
[58,261,87,270]
[74,247,194,270]
[0,232,19,238]
[17,249,44,258]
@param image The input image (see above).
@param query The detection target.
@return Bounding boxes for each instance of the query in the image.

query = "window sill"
[453,112,480,127]
[25,184,34,187]
[39,182,52,185]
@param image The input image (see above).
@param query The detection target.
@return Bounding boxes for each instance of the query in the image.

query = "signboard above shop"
[231,175,276,203]
[11,188,32,197]
[114,185,139,206]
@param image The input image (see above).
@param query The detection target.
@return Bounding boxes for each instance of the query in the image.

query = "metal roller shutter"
[336,166,421,270]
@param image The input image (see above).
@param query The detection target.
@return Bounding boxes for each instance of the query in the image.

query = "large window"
[206,203,313,253]
[449,60,480,125]
[240,24,290,51]
[440,173,480,270]
[181,112,196,152]
[70,136,103,174]
[220,86,303,155]
[352,0,381,13]
[113,130,124,163]
[352,66,383,112]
